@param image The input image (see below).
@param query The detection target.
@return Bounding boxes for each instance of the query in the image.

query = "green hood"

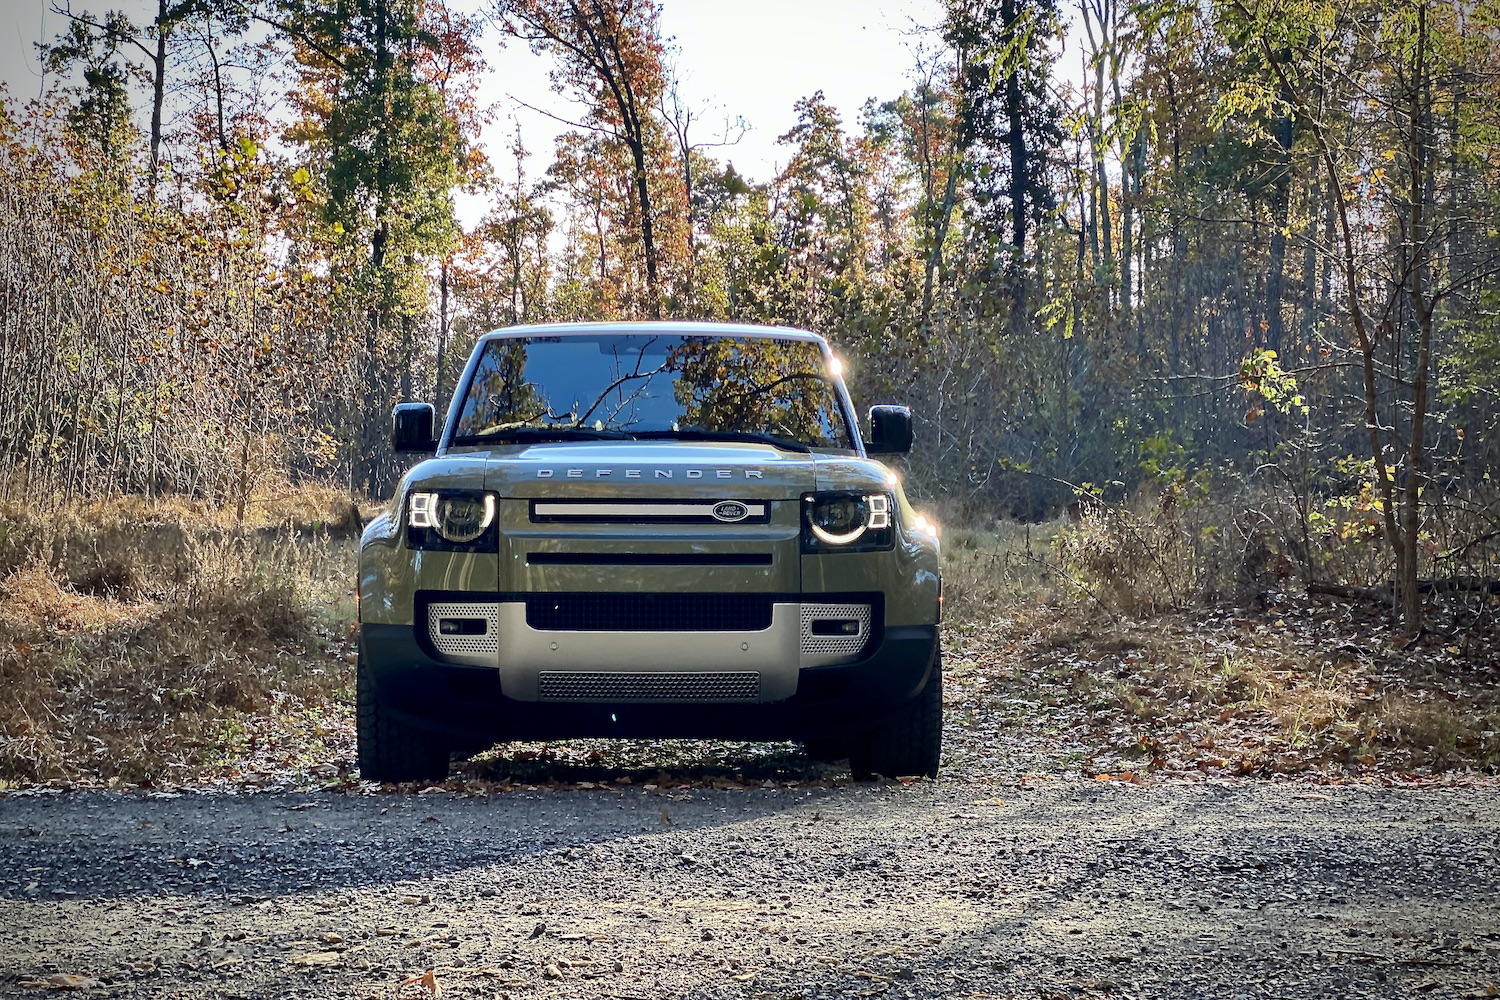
[467,441,894,499]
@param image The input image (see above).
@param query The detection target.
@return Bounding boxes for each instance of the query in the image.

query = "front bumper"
[359,621,938,745]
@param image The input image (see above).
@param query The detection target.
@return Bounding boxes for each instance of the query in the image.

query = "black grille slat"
[525,593,772,631]
[538,671,759,703]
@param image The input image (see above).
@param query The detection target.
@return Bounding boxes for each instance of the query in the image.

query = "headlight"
[802,492,893,553]
[407,490,497,549]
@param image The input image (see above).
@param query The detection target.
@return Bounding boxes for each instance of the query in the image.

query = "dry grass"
[940,523,1500,781]
[3,487,1494,790]
[1051,489,1279,613]
[0,491,361,787]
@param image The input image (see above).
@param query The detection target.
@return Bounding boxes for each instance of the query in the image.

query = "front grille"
[531,499,771,524]
[538,671,760,703]
[525,593,773,632]
[527,552,772,566]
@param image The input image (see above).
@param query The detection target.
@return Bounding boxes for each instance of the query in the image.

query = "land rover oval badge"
[712,501,749,522]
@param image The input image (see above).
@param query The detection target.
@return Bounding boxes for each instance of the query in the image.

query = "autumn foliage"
[3,0,1499,639]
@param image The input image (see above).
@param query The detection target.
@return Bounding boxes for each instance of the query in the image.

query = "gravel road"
[3,780,1498,999]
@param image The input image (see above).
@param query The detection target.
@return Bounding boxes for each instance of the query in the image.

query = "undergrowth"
[2,483,1495,789]
[0,490,360,785]
[940,508,1500,780]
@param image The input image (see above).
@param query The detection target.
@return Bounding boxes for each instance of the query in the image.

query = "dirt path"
[3,780,1498,998]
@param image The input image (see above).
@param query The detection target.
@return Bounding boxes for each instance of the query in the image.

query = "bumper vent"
[426,601,500,666]
[537,671,760,703]
[800,602,873,661]
[525,593,773,632]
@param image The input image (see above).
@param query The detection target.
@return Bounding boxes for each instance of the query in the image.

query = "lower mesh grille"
[525,593,772,631]
[800,602,873,657]
[427,602,500,664]
[537,671,760,703]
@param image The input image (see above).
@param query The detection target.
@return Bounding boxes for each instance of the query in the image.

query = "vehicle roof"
[476,320,830,347]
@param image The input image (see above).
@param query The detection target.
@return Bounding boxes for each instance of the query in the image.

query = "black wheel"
[850,650,942,780]
[357,652,450,783]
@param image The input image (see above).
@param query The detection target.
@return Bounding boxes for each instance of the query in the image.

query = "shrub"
[1053,483,1284,614]
[0,492,358,785]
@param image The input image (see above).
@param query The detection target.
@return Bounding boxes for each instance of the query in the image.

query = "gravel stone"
[0,782,1497,997]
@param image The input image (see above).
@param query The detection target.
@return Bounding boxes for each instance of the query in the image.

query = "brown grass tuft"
[941,526,1500,781]
[0,491,359,787]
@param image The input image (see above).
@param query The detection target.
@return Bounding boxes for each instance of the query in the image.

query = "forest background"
[2,0,1499,644]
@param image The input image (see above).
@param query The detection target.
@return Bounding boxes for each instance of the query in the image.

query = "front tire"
[851,650,942,780]
[356,652,450,783]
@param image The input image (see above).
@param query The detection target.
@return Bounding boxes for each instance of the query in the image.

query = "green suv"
[357,322,942,782]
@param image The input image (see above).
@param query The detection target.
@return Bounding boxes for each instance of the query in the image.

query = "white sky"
[0,0,943,228]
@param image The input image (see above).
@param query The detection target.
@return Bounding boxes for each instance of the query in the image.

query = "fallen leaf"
[396,967,441,997]
[45,974,103,991]
[544,963,563,979]
[288,951,341,967]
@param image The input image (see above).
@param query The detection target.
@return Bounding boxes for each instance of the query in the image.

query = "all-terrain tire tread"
[852,650,942,780]
[357,652,449,783]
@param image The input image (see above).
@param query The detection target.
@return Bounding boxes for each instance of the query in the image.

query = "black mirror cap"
[867,405,913,455]
[392,402,437,453]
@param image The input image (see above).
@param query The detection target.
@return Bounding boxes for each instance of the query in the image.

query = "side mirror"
[867,405,913,455]
[392,402,437,453]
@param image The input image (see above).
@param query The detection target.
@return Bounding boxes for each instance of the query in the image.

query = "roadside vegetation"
[941,511,1500,784]
[7,0,1499,649]
[3,0,1498,791]
[3,487,1493,791]
[0,490,360,788]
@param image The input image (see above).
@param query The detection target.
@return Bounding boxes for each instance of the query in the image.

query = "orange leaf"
[396,968,441,998]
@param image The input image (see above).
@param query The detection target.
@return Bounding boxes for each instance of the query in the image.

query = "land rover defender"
[357,322,942,781]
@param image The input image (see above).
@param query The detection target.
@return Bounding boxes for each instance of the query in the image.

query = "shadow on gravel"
[0,776,839,905]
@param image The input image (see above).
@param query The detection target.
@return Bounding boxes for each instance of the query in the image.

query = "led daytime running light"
[409,491,438,528]
[811,522,868,545]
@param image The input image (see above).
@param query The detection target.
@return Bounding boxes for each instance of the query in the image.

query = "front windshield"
[451,334,854,450]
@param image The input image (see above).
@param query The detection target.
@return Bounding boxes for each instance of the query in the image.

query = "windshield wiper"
[456,426,636,444]
[632,429,812,453]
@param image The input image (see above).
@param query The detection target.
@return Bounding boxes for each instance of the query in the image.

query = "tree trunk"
[627,136,660,316]
[1002,0,1029,325]
[1264,87,1294,356]
[364,0,393,498]
[921,155,961,327]
[204,13,229,152]
[435,261,450,406]
[1398,5,1433,636]
[146,0,170,201]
